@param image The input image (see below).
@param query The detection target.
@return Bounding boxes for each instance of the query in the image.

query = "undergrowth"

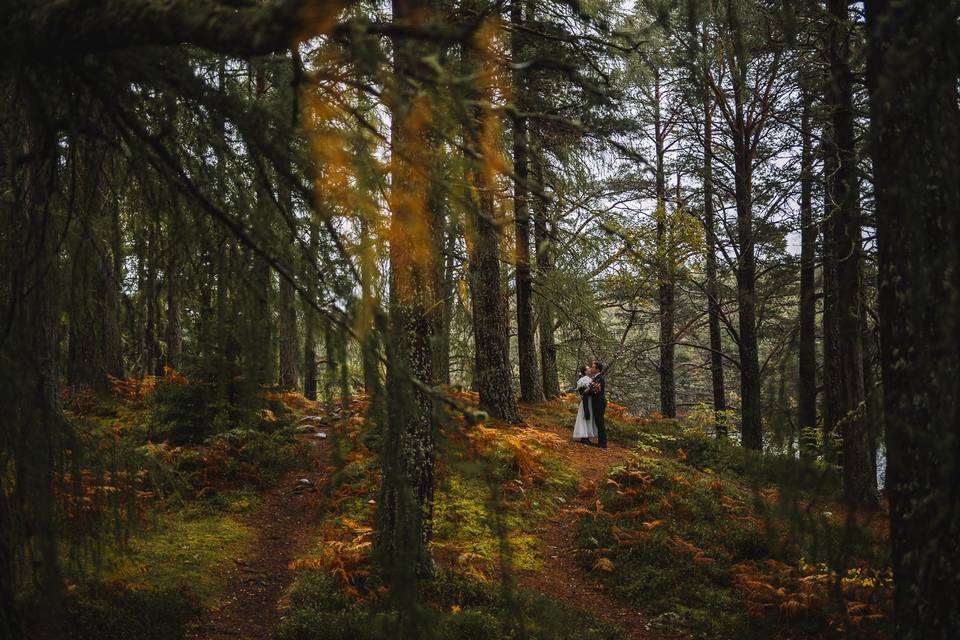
[281,392,593,638]
[278,569,623,640]
[37,372,317,640]
[575,448,891,639]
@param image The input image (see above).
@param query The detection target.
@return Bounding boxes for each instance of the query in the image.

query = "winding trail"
[185,431,332,640]
[184,405,679,640]
[516,416,680,640]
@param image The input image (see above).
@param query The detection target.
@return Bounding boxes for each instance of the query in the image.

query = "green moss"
[575,456,758,637]
[575,448,888,639]
[432,474,542,572]
[280,569,624,640]
[49,585,197,640]
[105,509,253,606]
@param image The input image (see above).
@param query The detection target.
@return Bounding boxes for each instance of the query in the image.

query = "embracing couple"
[572,362,606,449]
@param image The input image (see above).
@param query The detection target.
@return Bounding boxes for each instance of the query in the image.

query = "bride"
[572,366,597,444]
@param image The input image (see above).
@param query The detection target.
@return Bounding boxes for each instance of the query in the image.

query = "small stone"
[313,431,327,439]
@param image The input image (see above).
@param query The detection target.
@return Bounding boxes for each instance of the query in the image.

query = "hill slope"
[47,383,891,640]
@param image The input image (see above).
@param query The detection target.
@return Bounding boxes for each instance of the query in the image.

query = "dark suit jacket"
[579,374,606,424]
[591,373,606,413]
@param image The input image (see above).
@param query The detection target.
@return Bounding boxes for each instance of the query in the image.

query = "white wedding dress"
[572,375,597,439]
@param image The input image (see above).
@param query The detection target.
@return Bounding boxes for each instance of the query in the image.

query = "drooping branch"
[2,0,348,59]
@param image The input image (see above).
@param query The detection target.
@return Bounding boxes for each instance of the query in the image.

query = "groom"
[587,362,607,449]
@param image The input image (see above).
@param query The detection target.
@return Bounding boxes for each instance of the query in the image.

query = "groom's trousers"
[592,395,607,448]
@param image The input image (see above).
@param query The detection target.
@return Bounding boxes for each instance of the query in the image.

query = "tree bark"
[5,0,328,59]
[821,133,840,455]
[68,240,124,393]
[2,73,63,624]
[701,29,726,437]
[165,207,182,371]
[376,0,443,593]
[278,274,300,388]
[734,134,761,450]
[145,211,162,376]
[67,147,124,394]
[463,17,521,424]
[532,146,561,399]
[434,218,456,386]
[797,84,817,457]
[866,1,960,635]
[512,0,543,404]
[653,68,677,418]
[250,64,276,387]
[359,215,382,394]
[304,221,319,400]
[827,0,876,505]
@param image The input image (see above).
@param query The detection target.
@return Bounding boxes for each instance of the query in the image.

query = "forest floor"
[513,417,678,640]
[177,404,679,640]
[66,385,889,640]
[182,404,678,640]
[184,431,333,640]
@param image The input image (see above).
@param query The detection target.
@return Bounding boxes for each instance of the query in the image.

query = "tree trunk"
[434,219,456,386]
[250,65,275,387]
[68,238,123,394]
[532,146,561,399]
[827,0,876,505]
[701,32,726,437]
[145,212,162,376]
[278,275,300,388]
[359,214,382,394]
[866,1,960,635]
[67,144,123,394]
[165,208,182,371]
[860,284,881,482]
[797,85,817,457]
[304,222,319,400]
[463,23,521,424]
[821,136,840,455]
[376,0,443,595]
[654,68,676,418]
[3,75,63,622]
[734,134,761,450]
[512,2,542,404]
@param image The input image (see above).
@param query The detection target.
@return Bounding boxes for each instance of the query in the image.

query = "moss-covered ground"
[39,379,892,640]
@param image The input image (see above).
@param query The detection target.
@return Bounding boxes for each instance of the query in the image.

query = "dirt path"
[516,419,678,640]
[185,431,332,640]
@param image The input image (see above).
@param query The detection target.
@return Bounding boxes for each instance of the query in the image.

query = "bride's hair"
[578,366,587,376]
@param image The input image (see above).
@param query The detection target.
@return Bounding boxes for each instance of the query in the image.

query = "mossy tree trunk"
[866,0,960,635]
[376,0,444,599]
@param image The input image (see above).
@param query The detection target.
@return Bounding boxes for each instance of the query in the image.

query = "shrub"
[436,610,501,640]
[150,378,229,445]
[277,572,380,640]
[49,584,196,640]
